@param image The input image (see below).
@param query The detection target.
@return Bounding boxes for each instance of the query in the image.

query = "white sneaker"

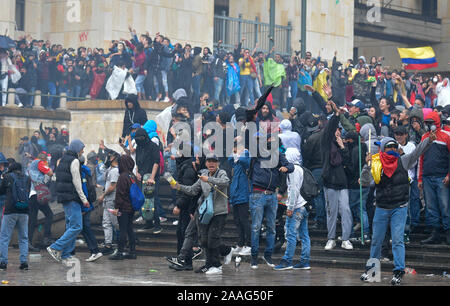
[239,246,251,256]
[134,216,145,224]
[341,240,354,250]
[155,97,161,102]
[173,220,179,226]
[324,240,336,250]
[224,249,233,265]
[86,252,103,262]
[18,103,24,108]
[159,217,167,223]
[205,266,222,275]
[76,239,86,246]
[232,246,242,255]
[163,97,170,102]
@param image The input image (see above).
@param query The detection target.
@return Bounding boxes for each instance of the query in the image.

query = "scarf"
[379,151,399,178]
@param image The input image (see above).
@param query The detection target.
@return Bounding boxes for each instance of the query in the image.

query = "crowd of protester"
[0,27,450,286]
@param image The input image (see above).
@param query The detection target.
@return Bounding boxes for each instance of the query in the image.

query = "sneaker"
[251,256,258,269]
[195,264,211,273]
[108,250,124,260]
[232,246,242,255]
[341,240,353,250]
[0,262,7,271]
[123,252,137,259]
[28,242,40,252]
[152,226,163,234]
[381,257,390,263]
[86,252,103,262]
[166,256,185,267]
[159,217,168,223]
[239,246,251,256]
[163,97,170,103]
[205,266,222,275]
[171,262,193,271]
[192,248,203,260]
[293,262,311,270]
[263,254,275,268]
[42,237,55,247]
[360,270,372,282]
[173,220,179,226]
[134,216,145,225]
[273,260,293,271]
[47,247,62,262]
[155,97,161,102]
[19,262,29,270]
[18,103,24,108]
[76,239,86,246]
[224,248,233,265]
[324,240,336,250]
[391,270,405,286]
[100,245,114,255]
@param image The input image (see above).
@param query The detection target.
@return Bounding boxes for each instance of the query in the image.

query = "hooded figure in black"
[134,128,160,178]
[122,95,148,138]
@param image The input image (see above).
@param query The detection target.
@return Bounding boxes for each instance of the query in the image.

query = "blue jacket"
[81,165,94,213]
[251,152,294,192]
[228,150,251,205]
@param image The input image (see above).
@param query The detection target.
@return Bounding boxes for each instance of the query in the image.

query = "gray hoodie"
[359,123,379,154]
[179,168,230,216]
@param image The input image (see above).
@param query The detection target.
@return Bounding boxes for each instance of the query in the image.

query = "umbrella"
[0,35,16,49]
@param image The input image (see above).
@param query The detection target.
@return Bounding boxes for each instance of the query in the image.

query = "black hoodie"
[115,155,135,213]
[122,95,148,137]
[134,128,160,177]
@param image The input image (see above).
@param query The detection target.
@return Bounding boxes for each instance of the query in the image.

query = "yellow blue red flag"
[397,46,438,70]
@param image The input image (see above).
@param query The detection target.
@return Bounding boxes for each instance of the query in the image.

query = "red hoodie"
[418,111,450,182]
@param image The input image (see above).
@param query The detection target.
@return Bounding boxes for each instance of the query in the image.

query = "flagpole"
[359,135,364,245]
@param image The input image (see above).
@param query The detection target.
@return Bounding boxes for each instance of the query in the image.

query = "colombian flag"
[397,46,438,70]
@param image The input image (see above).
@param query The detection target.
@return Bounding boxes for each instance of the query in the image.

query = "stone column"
[6,88,16,108]
[33,90,44,109]
[59,92,67,110]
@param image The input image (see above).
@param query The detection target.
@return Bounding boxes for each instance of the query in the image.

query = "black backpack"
[10,173,29,210]
[299,165,320,203]
[85,173,97,204]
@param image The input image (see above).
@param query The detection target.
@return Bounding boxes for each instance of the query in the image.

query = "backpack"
[299,165,320,203]
[85,172,97,205]
[129,175,145,211]
[198,191,214,225]
[10,173,29,210]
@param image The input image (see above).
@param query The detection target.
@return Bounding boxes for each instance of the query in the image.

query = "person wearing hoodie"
[122,95,148,138]
[273,148,311,271]
[47,140,90,263]
[436,78,450,107]
[408,105,425,145]
[321,101,353,251]
[257,102,280,135]
[108,155,139,260]
[331,51,347,107]
[0,162,30,271]
[419,112,450,245]
[134,128,162,234]
[360,134,434,285]
[279,120,301,157]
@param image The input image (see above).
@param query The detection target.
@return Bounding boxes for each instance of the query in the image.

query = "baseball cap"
[205,153,219,162]
[131,123,141,129]
[347,99,365,110]
[380,137,398,151]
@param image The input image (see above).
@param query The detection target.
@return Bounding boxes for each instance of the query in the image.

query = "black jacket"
[176,157,199,215]
[375,158,410,209]
[303,128,324,170]
[321,115,351,190]
[134,129,160,177]
[122,98,148,137]
[345,141,368,190]
[0,170,30,215]
[55,151,82,204]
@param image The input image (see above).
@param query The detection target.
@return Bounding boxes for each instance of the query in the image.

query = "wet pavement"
[0,249,449,286]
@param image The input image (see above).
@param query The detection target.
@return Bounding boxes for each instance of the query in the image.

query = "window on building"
[422,0,437,18]
[15,0,25,31]
[214,0,229,16]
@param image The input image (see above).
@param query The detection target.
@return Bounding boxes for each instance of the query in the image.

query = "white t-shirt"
[399,141,416,182]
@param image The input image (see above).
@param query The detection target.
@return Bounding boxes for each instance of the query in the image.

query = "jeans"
[232,203,251,247]
[28,195,54,244]
[349,188,370,236]
[81,211,99,254]
[214,78,224,103]
[73,85,82,99]
[288,80,298,111]
[118,212,136,252]
[135,74,146,94]
[282,206,310,265]
[226,92,240,105]
[28,87,35,107]
[324,188,352,241]
[179,210,199,264]
[0,214,29,264]
[50,201,82,260]
[250,192,278,257]
[311,168,326,225]
[254,78,262,99]
[369,206,408,272]
[239,75,255,107]
[407,180,421,228]
[47,81,57,109]
[423,176,449,230]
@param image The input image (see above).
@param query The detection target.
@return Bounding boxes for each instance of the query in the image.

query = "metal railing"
[355,0,424,16]
[213,13,293,57]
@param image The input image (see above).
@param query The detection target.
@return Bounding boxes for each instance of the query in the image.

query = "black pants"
[232,203,250,247]
[176,210,191,254]
[28,195,53,244]
[118,212,136,253]
[275,204,287,246]
[198,214,228,268]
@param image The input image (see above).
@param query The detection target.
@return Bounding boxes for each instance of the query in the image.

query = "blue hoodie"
[81,165,94,213]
